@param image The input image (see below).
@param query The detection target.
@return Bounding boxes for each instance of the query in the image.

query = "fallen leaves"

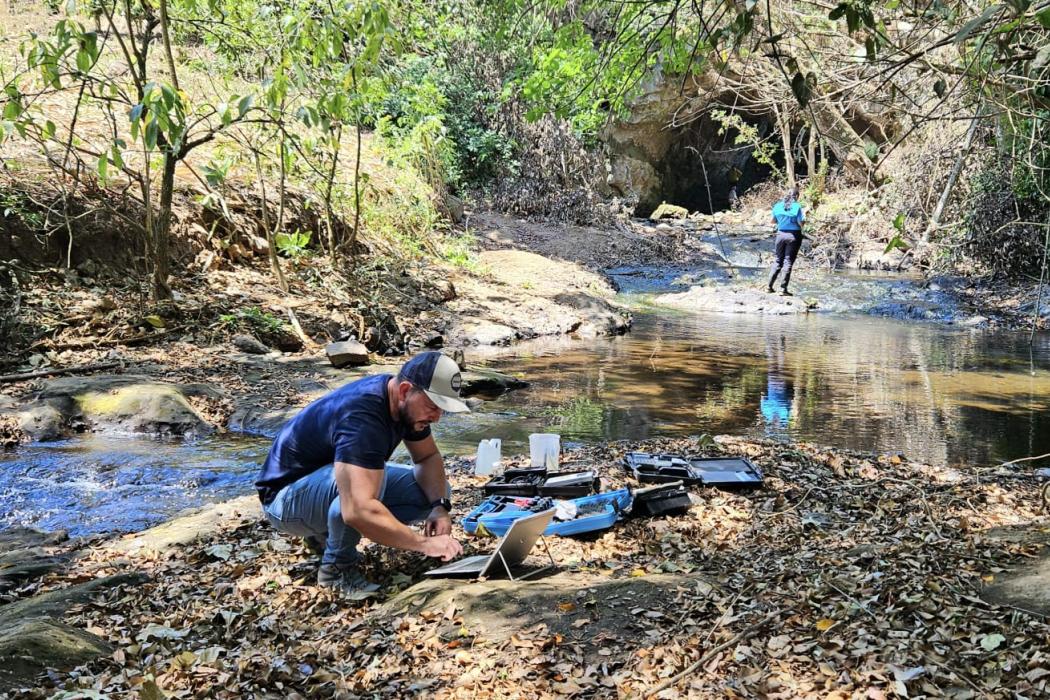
[10,435,1050,699]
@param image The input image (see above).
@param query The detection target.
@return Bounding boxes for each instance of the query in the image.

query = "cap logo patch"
[450,372,462,392]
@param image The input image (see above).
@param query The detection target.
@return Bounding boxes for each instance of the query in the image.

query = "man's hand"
[420,534,462,561]
[424,507,452,537]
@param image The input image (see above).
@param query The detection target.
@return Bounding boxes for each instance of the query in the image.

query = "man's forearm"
[346,499,427,552]
[413,451,448,504]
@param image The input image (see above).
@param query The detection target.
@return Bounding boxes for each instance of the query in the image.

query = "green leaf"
[237,94,253,119]
[144,315,166,329]
[1036,6,1050,28]
[829,3,848,20]
[933,79,946,98]
[42,120,56,139]
[892,212,905,233]
[790,72,811,107]
[846,7,861,33]
[980,633,1006,651]
[144,119,158,150]
[75,48,91,73]
[865,36,877,62]
[953,4,1006,45]
[884,234,911,254]
[864,142,880,162]
[2,101,21,121]
[97,154,108,183]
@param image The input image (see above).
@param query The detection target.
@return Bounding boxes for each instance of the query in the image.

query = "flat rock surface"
[981,526,1050,616]
[445,249,630,346]
[656,284,815,315]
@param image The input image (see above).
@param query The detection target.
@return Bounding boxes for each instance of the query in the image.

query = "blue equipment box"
[464,490,632,538]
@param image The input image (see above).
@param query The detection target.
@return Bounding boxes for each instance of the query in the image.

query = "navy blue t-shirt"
[255,374,431,504]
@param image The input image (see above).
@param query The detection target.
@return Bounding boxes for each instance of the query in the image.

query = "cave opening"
[637,110,800,217]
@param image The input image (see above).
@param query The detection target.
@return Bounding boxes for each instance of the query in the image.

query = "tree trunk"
[773,102,795,186]
[324,125,342,263]
[253,150,287,293]
[921,112,981,245]
[807,122,816,179]
[153,153,176,300]
[809,96,873,183]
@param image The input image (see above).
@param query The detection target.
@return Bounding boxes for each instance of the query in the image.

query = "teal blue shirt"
[772,201,805,232]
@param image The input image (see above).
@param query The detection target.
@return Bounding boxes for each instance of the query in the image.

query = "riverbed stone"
[326,340,370,368]
[656,285,816,315]
[0,528,69,593]
[232,333,271,354]
[0,618,111,692]
[15,404,65,441]
[650,202,689,221]
[0,572,143,692]
[20,375,215,439]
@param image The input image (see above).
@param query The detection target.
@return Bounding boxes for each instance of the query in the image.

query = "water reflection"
[759,333,793,431]
[449,310,1050,468]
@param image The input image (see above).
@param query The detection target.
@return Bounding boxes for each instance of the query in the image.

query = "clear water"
[0,435,268,537]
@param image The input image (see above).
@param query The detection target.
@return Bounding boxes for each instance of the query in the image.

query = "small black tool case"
[688,457,764,489]
[622,453,702,485]
[538,470,600,498]
[482,467,547,496]
[630,481,691,517]
[623,452,764,489]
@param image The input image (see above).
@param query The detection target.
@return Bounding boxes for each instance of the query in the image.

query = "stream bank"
[3,435,1048,697]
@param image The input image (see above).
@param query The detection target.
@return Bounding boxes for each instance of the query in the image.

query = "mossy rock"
[21,375,217,439]
[650,202,690,221]
[0,618,111,692]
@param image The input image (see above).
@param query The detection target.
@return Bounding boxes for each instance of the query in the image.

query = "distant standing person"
[767,186,806,296]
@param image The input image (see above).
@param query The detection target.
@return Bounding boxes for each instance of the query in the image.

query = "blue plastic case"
[464,490,633,537]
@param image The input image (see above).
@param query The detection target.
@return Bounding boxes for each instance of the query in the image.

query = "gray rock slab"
[325,340,370,368]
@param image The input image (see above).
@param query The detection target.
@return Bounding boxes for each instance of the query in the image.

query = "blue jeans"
[262,463,435,567]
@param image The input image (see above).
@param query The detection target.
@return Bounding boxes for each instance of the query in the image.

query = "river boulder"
[12,375,217,440]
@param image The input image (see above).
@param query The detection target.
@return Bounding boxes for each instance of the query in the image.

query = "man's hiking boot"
[781,289,793,296]
[766,286,775,293]
[317,563,381,595]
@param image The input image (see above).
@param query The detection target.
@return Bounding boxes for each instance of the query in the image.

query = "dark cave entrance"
[636,110,794,217]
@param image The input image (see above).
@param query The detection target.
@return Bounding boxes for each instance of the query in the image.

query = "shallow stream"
[3,268,1048,536]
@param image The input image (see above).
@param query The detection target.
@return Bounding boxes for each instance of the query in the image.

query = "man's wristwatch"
[430,498,452,512]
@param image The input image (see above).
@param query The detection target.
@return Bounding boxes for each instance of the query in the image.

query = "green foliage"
[0,189,45,229]
[958,158,1048,277]
[803,160,829,207]
[275,230,312,260]
[219,306,285,335]
[439,230,477,269]
[710,109,783,182]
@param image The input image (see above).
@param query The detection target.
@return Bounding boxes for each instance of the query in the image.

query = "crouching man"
[255,351,468,594]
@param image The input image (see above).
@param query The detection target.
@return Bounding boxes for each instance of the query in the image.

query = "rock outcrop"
[8,375,217,441]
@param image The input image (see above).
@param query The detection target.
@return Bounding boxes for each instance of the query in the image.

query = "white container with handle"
[475,438,502,475]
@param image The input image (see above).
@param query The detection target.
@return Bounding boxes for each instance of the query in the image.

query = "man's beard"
[398,402,424,432]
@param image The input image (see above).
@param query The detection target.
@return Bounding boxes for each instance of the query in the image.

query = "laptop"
[425,509,556,580]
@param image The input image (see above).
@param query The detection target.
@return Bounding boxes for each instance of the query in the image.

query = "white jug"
[529,433,560,468]
[475,438,502,475]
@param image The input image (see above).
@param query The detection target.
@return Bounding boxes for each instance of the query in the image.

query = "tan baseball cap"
[399,351,471,413]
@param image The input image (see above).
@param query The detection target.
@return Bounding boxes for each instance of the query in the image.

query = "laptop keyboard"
[435,554,488,572]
